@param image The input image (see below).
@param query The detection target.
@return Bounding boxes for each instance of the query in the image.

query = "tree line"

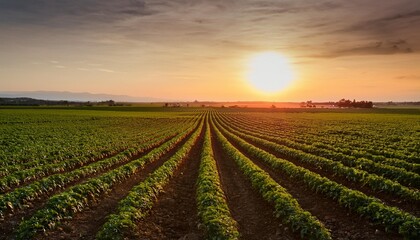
[336,99,373,108]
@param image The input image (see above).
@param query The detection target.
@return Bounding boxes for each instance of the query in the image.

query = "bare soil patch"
[0,136,176,240]
[38,132,194,240]
[133,128,205,239]
[244,133,420,217]
[212,128,298,240]
[227,133,402,240]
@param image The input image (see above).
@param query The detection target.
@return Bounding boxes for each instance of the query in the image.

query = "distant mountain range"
[0,91,166,102]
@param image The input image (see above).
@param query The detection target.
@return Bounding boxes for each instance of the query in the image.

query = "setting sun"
[246,52,295,94]
[1,2,420,239]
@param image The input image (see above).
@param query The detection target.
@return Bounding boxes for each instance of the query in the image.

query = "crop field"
[0,107,419,240]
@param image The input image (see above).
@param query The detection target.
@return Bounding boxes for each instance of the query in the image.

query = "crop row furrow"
[216,114,420,200]
[0,127,177,194]
[14,120,200,239]
[223,114,420,172]
[210,116,332,240]
[1,113,202,168]
[95,118,204,240]
[196,118,239,240]
[213,116,420,239]
[224,113,420,164]
[0,128,182,219]
[0,117,193,177]
[0,118,168,167]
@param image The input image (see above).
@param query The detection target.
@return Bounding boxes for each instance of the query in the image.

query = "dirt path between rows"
[240,133,420,217]
[0,135,179,240]
[225,133,402,240]
[211,128,298,240]
[30,131,194,240]
[133,128,205,239]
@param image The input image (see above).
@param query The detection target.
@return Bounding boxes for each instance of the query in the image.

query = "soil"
[240,131,420,217]
[0,114,415,240]
[0,132,189,240]
[133,128,205,239]
[211,127,298,240]
[223,128,402,240]
[36,131,195,240]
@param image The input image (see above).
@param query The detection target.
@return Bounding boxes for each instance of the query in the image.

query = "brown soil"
[211,128,298,240]
[1,114,414,240]
[224,131,402,240]
[0,132,188,240]
[34,131,195,240]
[133,128,205,239]
[240,132,420,217]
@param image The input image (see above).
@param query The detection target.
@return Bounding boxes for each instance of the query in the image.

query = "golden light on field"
[246,52,295,94]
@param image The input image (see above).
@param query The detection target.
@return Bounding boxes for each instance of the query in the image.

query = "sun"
[246,52,295,94]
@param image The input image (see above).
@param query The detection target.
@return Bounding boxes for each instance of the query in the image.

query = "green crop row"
[0,147,119,178]
[211,117,332,240]
[222,113,420,164]
[0,117,193,177]
[96,118,204,240]
[0,115,174,167]
[214,117,420,239]
[221,114,420,174]
[196,119,239,240]
[0,127,175,193]
[0,129,180,218]
[0,116,200,190]
[309,141,420,174]
[15,121,200,240]
[215,114,420,201]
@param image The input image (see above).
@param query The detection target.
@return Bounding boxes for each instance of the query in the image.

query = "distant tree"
[107,100,115,106]
[336,99,373,108]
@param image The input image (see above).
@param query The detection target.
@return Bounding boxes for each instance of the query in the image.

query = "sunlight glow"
[246,52,295,94]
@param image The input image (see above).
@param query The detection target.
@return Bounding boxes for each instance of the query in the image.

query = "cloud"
[76,67,116,73]
[246,1,341,15]
[381,10,420,21]
[296,2,420,58]
[1,0,420,66]
[311,40,414,58]
[340,9,420,36]
[0,0,158,27]
[96,68,115,73]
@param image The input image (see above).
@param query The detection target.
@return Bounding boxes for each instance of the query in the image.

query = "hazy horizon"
[1,1,419,102]
[2,90,420,103]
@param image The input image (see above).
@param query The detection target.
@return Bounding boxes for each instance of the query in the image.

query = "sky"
[0,0,419,102]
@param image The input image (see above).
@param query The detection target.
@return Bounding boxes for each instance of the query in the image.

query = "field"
[0,107,419,240]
